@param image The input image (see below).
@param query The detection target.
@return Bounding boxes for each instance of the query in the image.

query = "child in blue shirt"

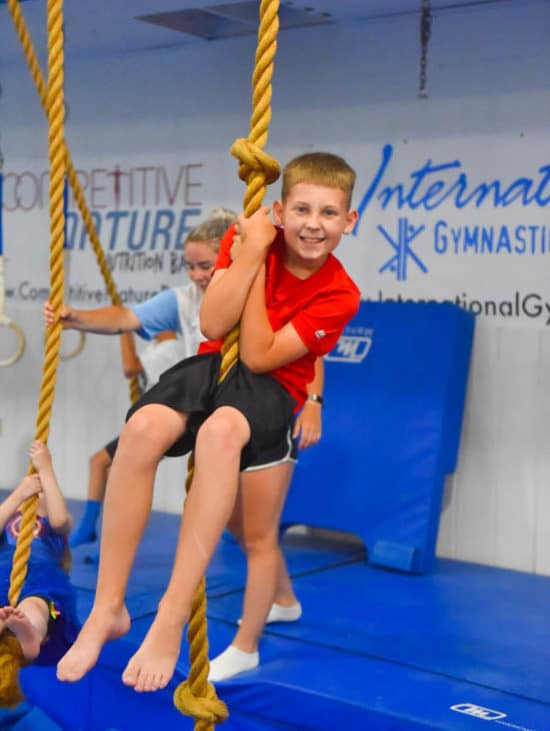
[0,441,78,707]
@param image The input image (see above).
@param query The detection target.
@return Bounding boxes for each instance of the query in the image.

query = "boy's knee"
[123,411,152,443]
[121,410,166,456]
[198,408,250,455]
[120,407,181,459]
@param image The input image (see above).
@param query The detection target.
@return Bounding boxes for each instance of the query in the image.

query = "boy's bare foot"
[4,607,42,661]
[122,609,186,692]
[57,605,131,682]
[0,606,14,624]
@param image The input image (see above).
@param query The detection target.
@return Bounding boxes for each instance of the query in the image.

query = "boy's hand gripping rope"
[172,1,281,727]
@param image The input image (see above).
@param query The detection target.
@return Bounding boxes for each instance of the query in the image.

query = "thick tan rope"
[6,0,140,404]
[8,0,65,607]
[173,1,281,727]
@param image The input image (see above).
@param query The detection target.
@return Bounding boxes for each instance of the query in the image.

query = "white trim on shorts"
[242,427,298,473]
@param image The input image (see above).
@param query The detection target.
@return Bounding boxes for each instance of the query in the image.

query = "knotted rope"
[173,1,281,727]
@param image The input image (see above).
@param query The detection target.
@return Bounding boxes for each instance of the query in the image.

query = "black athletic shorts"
[104,437,119,459]
[126,352,297,471]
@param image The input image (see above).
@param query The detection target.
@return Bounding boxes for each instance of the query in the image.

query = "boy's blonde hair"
[281,152,356,209]
[184,208,237,253]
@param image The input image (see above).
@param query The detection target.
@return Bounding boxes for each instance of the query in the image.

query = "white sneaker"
[208,645,259,682]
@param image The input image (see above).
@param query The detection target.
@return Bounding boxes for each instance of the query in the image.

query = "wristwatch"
[307,394,324,406]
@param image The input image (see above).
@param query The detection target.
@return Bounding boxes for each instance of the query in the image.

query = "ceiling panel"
[0,0,520,68]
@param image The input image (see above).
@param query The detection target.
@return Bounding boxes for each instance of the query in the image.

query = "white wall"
[1,0,549,572]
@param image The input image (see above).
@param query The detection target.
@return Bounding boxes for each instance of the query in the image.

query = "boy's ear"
[272,200,283,226]
[344,209,359,234]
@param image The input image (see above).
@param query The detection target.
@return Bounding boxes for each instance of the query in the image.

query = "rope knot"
[173,679,229,724]
[231,138,280,187]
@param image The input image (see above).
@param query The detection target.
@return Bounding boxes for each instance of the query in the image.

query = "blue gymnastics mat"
[18,507,550,731]
[282,301,474,575]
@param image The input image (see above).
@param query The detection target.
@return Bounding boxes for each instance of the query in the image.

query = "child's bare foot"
[0,606,14,624]
[122,608,186,692]
[57,605,131,682]
[5,607,42,661]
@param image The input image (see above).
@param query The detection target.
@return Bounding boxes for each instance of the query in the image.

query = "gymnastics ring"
[0,317,25,367]
[59,330,86,361]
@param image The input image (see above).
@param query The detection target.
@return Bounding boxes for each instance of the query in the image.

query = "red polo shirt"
[199,226,360,409]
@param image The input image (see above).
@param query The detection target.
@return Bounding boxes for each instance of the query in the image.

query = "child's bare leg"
[88,447,112,502]
[271,463,299,607]
[237,463,295,649]
[122,406,250,692]
[57,404,188,682]
[230,464,298,609]
[274,551,295,604]
[4,597,49,661]
[208,463,293,681]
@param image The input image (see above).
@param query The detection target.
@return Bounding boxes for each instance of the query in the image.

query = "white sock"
[208,645,259,682]
[238,601,302,626]
[266,601,302,624]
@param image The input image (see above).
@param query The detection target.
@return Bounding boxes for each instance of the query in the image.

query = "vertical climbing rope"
[8,0,66,606]
[6,0,140,404]
[173,1,281,727]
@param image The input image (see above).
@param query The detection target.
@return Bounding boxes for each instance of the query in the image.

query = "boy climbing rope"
[53,151,360,692]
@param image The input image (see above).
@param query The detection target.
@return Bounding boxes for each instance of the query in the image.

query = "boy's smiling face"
[272,182,357,271]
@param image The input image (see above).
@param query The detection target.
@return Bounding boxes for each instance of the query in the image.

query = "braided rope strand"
[173,1,281,726]
[9,0,66,607]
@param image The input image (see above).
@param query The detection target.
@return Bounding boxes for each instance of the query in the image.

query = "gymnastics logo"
[378,217,428,282]
[354,143,550,284]
[325,326,373,363]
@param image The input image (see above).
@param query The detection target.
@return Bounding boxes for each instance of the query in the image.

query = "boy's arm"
[294,357,324,449]
[0,476,42,534]
[44,302,140,334]
[29,442,72,536]
[121,330,177,379]
[200,209,275,340]
[119,332,144,379]
[239,266,309,372]
[309,356,324,397]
